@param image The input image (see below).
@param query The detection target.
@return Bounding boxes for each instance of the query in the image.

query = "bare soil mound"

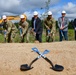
[0,41,76,75]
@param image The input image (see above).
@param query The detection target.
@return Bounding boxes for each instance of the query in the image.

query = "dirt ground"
[0,41,76,75]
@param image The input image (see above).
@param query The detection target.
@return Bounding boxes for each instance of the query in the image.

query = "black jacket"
[73,18,76,28]
[31,17,43,34]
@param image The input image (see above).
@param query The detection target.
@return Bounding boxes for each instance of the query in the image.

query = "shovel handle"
[29,58,38,67]
[44,57,54,68]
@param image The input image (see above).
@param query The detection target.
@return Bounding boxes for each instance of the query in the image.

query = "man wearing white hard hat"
[31,11,43,43]
[19,14,29,43]
[73,18,76,40]
[58,10,69,41]
[44,11,56,42]
[2,15,18,43]
[33,11,38,15]
[3,15,7,19]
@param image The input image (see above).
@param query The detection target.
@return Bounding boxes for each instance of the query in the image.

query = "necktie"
[62,17,64,27]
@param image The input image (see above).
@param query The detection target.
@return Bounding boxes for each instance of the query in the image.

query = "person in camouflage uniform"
[2,15,18,43]
[44,11,56,42]
[19,15,29,43]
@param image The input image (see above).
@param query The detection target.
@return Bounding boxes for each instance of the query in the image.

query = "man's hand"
[32,28,34,31]
[30,28,34,34]
[46,26,50,30]
[47,27,50,30]
[4,30,7,32]
[45,25,50,30]
[60,27,64,30]
[19,26,22,28]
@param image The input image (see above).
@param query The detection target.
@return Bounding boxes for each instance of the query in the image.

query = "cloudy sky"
[0,0,76,20]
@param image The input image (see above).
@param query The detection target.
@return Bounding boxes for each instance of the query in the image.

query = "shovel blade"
[20,64,33,71]
[42,50,50,55]
[32,47,40,54]
[52,64,64,71]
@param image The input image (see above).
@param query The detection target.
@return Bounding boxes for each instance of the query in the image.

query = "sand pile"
[0,41,76,75]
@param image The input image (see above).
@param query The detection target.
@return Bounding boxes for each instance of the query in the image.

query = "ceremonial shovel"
[20,47,64,71]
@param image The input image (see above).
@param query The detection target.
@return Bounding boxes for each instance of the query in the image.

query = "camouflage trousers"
[46,30,55,42]
[19,28,29,43]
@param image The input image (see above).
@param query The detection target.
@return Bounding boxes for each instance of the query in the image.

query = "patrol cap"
[33,11,38,15]
[48,11,52,15]
[20,15,25,18]
[2,15,7,19]
[62,10,66,14]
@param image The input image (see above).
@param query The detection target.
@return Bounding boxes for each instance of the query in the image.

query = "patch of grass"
[0,34,5,43]
[68,29,75,41]
[0,29,75,43]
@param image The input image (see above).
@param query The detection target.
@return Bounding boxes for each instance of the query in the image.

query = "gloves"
[19,26,22,28]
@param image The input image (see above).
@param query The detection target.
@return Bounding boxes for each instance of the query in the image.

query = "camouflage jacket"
[2,20,18,33]
[19,21,29,35]
[44,17,56,33]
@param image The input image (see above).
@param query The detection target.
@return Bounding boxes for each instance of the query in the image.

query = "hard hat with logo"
[62,10,66,14]
[33,11,38,15]
[2,15,7,19]
[48,11,52,15]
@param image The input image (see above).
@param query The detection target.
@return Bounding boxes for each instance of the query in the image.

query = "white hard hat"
[48,11,52,15]
[62,10,66,14]
[33,11,38,15]
[20,15,25,18]
[2,15,7,19]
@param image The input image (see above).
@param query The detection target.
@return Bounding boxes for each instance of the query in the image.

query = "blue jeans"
[59,30,68,41]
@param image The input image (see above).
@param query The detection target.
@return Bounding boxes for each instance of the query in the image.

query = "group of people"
[1,10,76,43]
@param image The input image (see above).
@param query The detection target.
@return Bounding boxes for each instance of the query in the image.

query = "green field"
[42,29,75,42]
[0,29,75,43]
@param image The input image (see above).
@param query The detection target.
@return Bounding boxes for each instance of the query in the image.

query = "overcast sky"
[0,0,76,20]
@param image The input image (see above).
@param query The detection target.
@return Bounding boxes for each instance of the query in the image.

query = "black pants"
[36,33,42,43]
[75,31,76,40]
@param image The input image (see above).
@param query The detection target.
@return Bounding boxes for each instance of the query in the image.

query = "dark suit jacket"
[73,18,76,28]
[31,17,43,34]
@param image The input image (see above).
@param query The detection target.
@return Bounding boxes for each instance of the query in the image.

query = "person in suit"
[58,10,69,41]
[31,11,43,43]
[73,18,76,40]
